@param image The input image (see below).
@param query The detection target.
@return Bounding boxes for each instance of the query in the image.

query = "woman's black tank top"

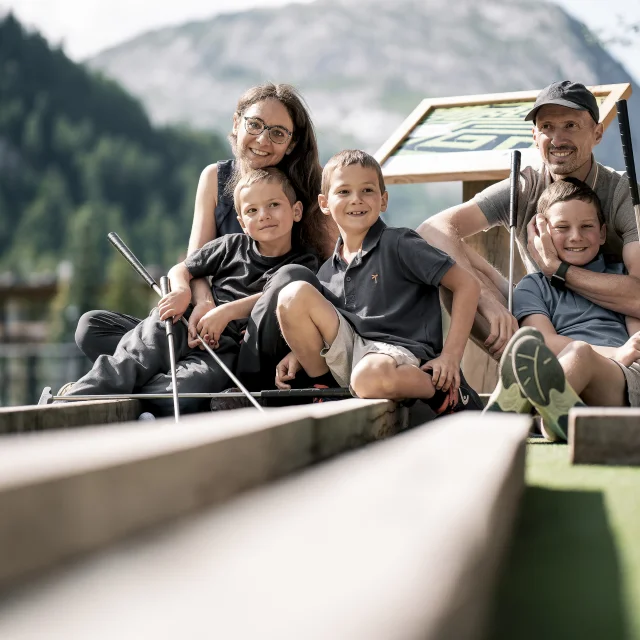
[214,159,243,236]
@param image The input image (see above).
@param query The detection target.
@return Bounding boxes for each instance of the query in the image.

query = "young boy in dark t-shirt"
[63,168,318,415]
[485,178,640,440]
[275,150,482,414]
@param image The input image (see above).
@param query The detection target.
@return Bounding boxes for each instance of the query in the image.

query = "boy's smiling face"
[545,198,606,266]
[319,164,388,236]
[236,181,302,250]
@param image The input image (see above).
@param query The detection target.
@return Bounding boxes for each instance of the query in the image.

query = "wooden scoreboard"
[375,84,632,392]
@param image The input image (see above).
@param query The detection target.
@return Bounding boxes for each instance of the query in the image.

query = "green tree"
[65,203,108,326]
[9,167,72,274]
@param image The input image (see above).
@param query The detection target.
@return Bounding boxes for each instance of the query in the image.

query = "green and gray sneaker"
[511,336,585,441]
[483,327,543,414]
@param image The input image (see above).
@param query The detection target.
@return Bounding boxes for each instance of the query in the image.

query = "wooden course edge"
[0,399,406,589]
[0,413,531,640]
[570,406,640,465]
[0,399,143,434]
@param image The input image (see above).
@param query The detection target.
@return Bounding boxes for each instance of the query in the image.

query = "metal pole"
[160,276,180,423]
[508,150,521,315]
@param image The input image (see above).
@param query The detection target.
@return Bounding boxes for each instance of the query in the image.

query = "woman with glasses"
[187,83,335,345]
[73,82,336,397]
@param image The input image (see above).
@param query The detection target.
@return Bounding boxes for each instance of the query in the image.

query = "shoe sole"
[483,327,542,414]
[511,336,584,441]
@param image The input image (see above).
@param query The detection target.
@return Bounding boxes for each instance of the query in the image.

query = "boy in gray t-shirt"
[485,178,640,441]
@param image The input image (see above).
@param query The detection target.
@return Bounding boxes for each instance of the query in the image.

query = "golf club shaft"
[160,276,180,422]
[52,389,352,401]
[508,149,521,315]
[108,232,264,412]
[616,100,640,240]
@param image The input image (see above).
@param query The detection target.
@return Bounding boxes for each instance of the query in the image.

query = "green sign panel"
[393,98,606,156]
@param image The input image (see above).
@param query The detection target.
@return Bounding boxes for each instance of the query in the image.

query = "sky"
[3,0,640,80]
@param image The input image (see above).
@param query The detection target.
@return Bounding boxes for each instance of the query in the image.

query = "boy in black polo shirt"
[275,150,482,413]
[62,168,318,416]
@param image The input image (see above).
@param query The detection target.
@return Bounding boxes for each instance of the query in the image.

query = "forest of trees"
[0,14,229,340]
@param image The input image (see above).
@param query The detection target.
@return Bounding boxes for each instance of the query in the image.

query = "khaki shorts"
[613,360,640,407]
[321,309,420,389]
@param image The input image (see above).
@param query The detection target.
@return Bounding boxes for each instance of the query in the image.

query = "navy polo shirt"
[513,254,629,347]
[317,219,455,361]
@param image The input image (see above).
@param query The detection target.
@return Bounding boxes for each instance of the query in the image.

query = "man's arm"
[564,242,640,317]
[418,201,498,283]
[528,216,640,318]
[418,201,518,356]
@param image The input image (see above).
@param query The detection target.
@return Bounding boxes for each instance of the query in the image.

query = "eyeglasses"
[243,116,292,145]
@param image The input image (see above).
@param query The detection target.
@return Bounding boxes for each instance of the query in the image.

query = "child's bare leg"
[277,281,340,376]
[558,341,627,406]
[350,354,436,400]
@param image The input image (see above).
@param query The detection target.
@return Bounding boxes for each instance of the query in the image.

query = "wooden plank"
[0,399,143,434]
[373,97,432,166]
[0,399,406,588]
[0,413,531,640]
[382,149,541,185]
[592,82,632,130]
[570,407,640,465]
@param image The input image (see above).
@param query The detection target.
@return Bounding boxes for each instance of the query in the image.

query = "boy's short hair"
[234,167,297,212]
[321,149,386,195]
[537,177,605,226]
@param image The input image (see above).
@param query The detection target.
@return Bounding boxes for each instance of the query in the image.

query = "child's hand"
[615,331,640,367]
[196,306,231,348]
[188,300,215,348]
[275,352,301,389]
[421,353,461,395]
[158,288,191,323]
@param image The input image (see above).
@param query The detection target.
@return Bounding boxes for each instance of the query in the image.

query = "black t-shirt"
[318,219,454,361]
[185,234,318,338]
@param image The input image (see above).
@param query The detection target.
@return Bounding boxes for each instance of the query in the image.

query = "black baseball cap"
[525,81,599,124]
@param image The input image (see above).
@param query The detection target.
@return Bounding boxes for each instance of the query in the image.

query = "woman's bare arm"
[187,163,220,345]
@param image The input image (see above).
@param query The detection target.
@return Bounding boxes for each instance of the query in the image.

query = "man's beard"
[545,145,581,175]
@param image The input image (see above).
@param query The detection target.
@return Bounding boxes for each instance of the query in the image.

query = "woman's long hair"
[228,83,334,258]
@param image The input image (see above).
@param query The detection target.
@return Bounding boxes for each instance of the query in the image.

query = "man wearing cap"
[418,80,640,357]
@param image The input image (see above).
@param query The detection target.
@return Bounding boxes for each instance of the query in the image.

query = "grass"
[488,441,640,640]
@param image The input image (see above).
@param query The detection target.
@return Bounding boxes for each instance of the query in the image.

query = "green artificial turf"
[488,440,640,640]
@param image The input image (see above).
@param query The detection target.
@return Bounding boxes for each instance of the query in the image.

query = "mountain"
[88,0,639,173]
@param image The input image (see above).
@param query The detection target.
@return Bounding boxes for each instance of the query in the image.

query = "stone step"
[0,399,407,589]
[0,412,530,640]
[570,406,640,465]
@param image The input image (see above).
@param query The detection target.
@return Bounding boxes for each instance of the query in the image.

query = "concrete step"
[0,399,407,588]
[0,412,530,640]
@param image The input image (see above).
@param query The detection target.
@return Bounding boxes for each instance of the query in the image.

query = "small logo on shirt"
[371,274,379,284]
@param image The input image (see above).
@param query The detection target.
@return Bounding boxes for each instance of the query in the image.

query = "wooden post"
[460,181,526,394]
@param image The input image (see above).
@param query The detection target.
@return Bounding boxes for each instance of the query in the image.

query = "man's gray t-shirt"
[512,254,628,347]
[474,157,638,273]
